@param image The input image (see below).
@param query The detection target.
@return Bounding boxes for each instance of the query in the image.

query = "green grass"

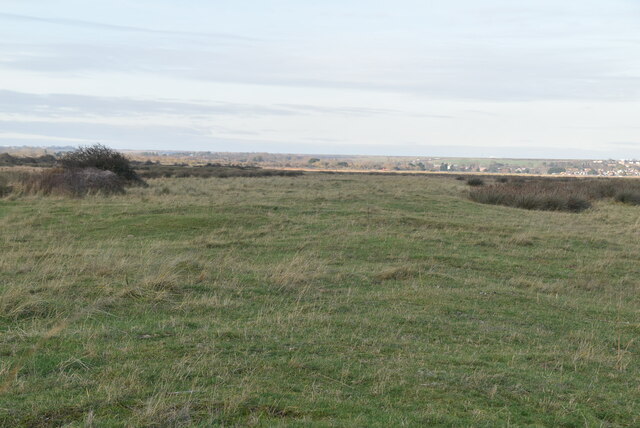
[1,174,639,426]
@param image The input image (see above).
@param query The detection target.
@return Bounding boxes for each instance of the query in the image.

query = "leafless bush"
[58,144,142,183]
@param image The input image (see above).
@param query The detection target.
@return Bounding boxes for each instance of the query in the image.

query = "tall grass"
[2,168,125,196]
[470,177,640,212]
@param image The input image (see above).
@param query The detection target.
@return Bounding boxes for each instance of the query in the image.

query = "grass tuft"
[374,266,419,281]
[614,190,640,205]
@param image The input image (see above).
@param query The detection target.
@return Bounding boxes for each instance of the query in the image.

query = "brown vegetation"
[18,168,125,196]
[136,163,303,179]
[470,177,640,212]
[0,152,57,167]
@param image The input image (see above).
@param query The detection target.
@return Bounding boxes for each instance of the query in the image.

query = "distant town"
[3,145,640,176]
[130,151,640,177]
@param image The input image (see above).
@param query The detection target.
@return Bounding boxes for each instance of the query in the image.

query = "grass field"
[1,173,639,426]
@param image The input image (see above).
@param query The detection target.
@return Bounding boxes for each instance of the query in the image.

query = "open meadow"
[1,173,639,426]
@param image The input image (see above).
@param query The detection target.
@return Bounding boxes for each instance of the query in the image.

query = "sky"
[1,1,639,158]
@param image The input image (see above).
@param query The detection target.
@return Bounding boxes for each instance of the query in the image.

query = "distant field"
[1,174,639,426]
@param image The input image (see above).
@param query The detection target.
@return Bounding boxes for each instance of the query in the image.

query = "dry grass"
[136,163,303,179]
[1,168,125,197]
[470,177,640,212]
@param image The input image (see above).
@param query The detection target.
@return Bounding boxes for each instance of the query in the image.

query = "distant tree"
[487,162,504,173]
[547,167,566,174]
[59,144,141,182]
[308,158,321,164]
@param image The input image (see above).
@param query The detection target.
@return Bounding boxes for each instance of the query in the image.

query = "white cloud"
[1,1,639,156]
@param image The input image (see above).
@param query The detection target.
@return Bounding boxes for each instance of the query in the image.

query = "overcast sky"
[1,1,639,158]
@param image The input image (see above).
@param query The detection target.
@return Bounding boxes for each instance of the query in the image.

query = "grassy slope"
[1,174,639,427]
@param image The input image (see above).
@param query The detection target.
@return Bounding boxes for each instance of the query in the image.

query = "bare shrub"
[3,144,144,197]
[59,144,142,183]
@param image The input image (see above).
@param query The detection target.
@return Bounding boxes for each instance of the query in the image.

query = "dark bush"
[547,167,566,174]
[565,196,592,212]
[0,184,11,197]
[615,191,640,205]
[0,153,17,165]
[466,177,484,186]
[59,144,141,183]
[0,175,12,197]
